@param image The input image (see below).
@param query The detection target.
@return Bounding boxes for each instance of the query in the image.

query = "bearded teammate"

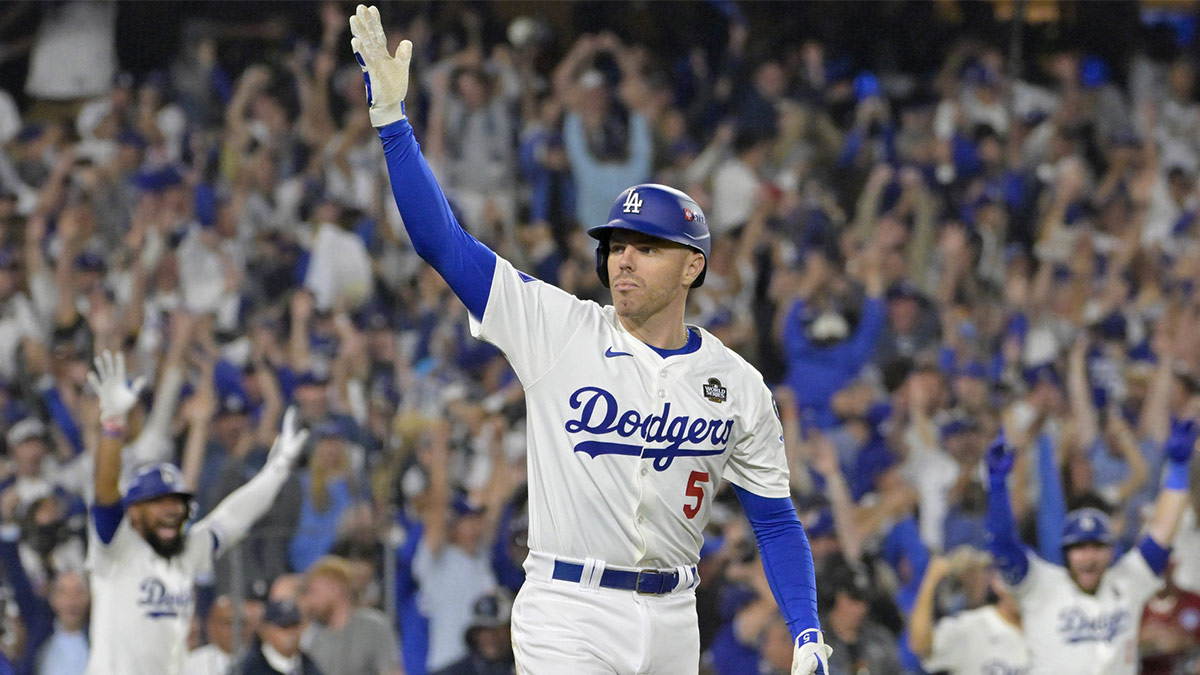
[349,6,829,673]
[985,420,1198,675]
[85,350,310,674]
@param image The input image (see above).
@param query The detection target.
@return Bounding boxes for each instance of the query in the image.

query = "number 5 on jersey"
[683,471,709,519]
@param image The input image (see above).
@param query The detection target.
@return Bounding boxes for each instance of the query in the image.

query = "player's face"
[606,231,704,324]
[129,495,189,558]
[1066,542,1113,593]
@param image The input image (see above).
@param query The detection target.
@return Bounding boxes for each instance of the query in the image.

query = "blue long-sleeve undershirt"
[379,119,497,319]
[1035,433,1067,565]
[733,485,820,640]
[40,386,84,457]
[985,473,1028,586]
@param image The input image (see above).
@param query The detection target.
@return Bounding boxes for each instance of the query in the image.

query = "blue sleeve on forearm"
[733,485,819,639]
[41,387,84,456]
[1035,433,1066,565]
[90,503,125,545]
[1138,535,1170,576]
[985,476,1029,585]
[379,119,497,319]
[846,297,886,363]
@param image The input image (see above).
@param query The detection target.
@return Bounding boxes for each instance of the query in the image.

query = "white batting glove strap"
[349,4,411,127]
[792,630,832,675]
[86,350,146,425]
[266,407,310,472]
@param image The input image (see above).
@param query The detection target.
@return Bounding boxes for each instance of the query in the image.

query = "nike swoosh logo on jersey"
[604,347,633,358]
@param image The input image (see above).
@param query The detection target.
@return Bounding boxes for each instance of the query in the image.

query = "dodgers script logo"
[565,386,733,470]
[1056,607,1130,643]
[137,577,194,619]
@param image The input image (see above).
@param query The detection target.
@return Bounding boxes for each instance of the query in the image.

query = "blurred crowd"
[0,1,1199,674]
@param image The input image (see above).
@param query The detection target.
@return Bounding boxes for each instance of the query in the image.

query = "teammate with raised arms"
[85,350,309,674]
[985,420,1198,674]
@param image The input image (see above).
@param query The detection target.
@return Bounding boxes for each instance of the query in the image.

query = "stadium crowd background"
[0,0,1199,673]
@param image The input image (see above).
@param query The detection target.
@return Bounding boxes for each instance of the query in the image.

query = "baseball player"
[985,420,1199,675]
[84,350,309,674]
[909,551,1030,675]
[349,6,829,673]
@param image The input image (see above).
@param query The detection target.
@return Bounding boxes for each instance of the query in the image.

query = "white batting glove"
[349,4,412,127]
[265,407,310,472]
[86,350,146,426]
[792,630,833,675]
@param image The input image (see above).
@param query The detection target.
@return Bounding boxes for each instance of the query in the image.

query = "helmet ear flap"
[595,241,610,288]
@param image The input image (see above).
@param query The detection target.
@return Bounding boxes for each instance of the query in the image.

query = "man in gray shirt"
[301,556,401,675]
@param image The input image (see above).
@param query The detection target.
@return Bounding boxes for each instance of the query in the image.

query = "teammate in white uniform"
[84,350,309,675]
[348,5,830,673]
[985,420,1198,675]
[910,553,1030,675]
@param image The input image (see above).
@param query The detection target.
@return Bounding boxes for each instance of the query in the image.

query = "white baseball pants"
[512,551,700,674]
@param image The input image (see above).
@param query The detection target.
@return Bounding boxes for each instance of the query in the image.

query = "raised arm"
[984,432,1030,585]
[350,5,497,319]
[908,555,951,659]
[87,351,148,507]
[1146,420,1198,550]
[195,408,308,557]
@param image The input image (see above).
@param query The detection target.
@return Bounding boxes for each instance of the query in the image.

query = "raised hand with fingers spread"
[349,4,411,127]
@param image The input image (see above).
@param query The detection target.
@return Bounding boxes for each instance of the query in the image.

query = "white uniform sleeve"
[86,518,136,575]
[1112,546,1165,607]
[1013,550,1057,600]
[469,257,595,385]
[180,524,218,578]
[721,379,790,498]
[922,613,969,673]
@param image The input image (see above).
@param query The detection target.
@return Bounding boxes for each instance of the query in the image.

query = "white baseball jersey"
[923,605,1030,675]
[469,257,790,568]
[85,513,217,675]
[1013,550,1162,675]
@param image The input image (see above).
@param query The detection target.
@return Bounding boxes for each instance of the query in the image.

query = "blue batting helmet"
[588,184,711,288]
[123,463,193,510]
[1061,508,1113,550]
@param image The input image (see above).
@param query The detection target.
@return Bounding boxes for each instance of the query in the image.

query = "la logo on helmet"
[622,191,643,214]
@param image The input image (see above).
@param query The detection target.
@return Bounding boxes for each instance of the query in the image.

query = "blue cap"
[311,420,345,441]
[957,360,988,380]
[1081,56,1109,88]
[1061,508,1113,549]
[117,130,147,150]
[806,508,836,539]
[263,600,302,627]
[1024,363,1063,389]
[885,281,922,302]
[854,71,883,101]
[216,391,250,417]
[123,463,192,509]
[134,166,184,193]
[194,183,219,228]
[451,494,486,518]
[963,63,1000,87]
[940,414,980,441]
[75,251,106,272]
[294,371,330,389]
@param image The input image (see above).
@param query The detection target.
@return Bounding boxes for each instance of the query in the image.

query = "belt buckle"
[635,569,659,595]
